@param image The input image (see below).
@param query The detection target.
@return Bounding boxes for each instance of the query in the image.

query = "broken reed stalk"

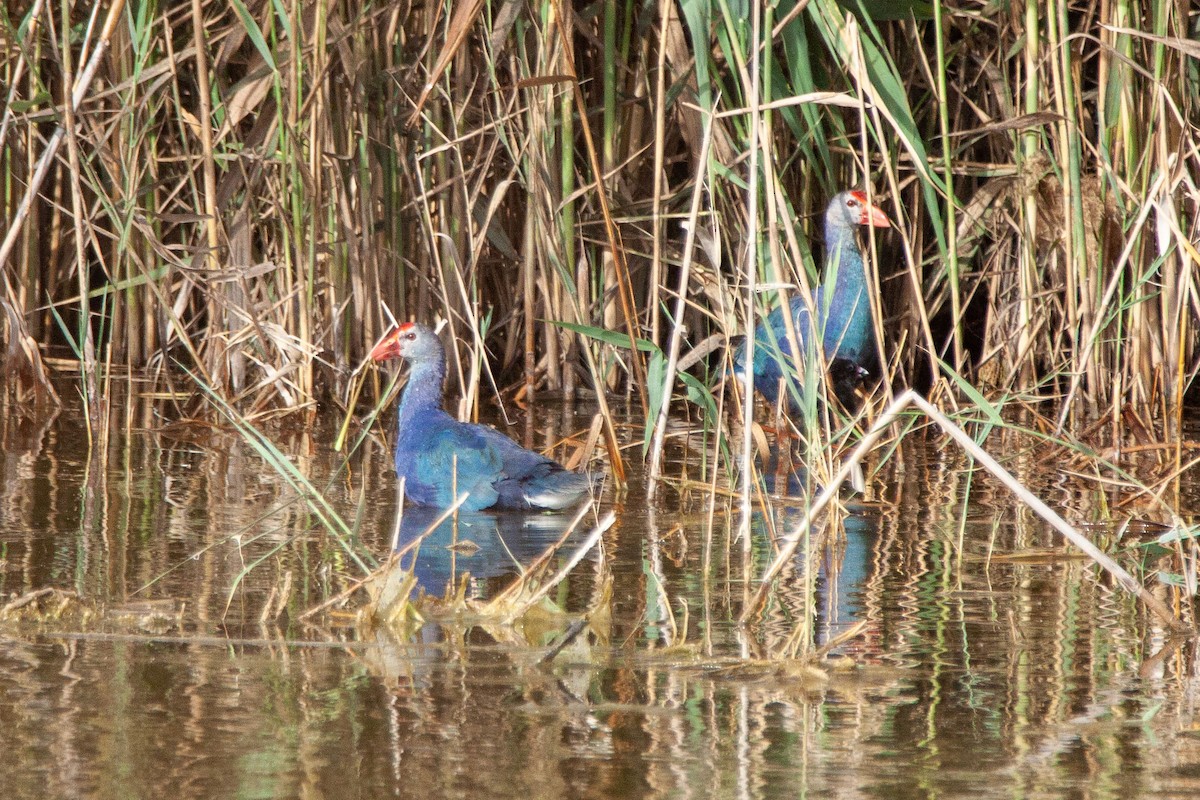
[299,492,472,621]
[484,503,608,617]
[740,390,1192,635]
[494,510,612,621]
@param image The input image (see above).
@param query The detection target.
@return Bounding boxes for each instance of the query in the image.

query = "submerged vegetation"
[1,1,1199,635]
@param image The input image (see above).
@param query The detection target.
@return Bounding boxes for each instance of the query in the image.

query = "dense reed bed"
[1,1,1197,483]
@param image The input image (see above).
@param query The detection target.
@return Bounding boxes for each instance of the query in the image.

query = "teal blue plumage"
[371,323,593,512]
[734,190,889,408]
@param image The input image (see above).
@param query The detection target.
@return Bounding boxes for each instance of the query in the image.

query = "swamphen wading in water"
[370,322,594,512]
[734,190,890,410]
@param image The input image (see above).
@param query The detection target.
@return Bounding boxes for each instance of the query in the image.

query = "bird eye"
[405,331,416,341]
[846,197,859,208]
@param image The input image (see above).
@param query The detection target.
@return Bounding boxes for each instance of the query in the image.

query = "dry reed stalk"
[647,102,716,486]
[0,1,1191,473]
[742,389,1191,636]
[0,0,130,405]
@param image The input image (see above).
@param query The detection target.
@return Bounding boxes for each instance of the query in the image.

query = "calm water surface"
[0,395,1198,799]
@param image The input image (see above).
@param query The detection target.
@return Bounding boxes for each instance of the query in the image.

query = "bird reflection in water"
[392,505,584,599]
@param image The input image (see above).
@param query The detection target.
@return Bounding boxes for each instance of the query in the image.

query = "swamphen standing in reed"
[370,322,593,512]
[734,190,890,409]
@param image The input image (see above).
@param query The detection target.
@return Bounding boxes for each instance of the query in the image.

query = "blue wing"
[396,412,587,511]
[396,414,502,510]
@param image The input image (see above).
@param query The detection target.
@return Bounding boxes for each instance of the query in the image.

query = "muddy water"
[0,396,1198,799]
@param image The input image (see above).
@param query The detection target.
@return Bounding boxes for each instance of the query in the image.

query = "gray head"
[825,190,891,234]
[368,322,444,365]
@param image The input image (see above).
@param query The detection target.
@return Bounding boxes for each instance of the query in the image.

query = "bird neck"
[824,223,867,298]
[397,354,446,423]
[820,220,876,364]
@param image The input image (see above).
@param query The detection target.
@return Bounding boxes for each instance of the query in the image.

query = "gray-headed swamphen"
[370,323,594,511]
[734,190,890,410]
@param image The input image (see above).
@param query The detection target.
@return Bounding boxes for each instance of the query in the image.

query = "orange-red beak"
[850,190,891,228]
[369,325,407,361]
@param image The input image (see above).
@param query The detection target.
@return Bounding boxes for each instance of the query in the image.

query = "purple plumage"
[370,323,593,512]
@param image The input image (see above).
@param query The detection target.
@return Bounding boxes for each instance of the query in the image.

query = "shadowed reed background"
[1,0,1197,471]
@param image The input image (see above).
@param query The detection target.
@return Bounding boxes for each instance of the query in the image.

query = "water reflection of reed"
[389,505,593,598]
[0,394,390,627]
[3,398,1200,797]
[599,438,1200,796]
